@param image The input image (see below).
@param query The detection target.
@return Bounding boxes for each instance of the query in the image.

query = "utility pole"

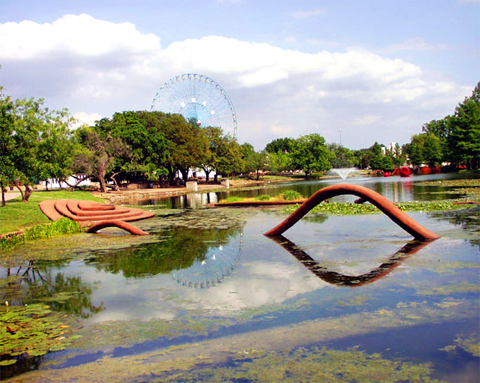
[338,129,343,146]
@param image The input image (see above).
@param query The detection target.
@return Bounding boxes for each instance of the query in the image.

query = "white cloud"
[0,14,160,60]
[0,14,473,150]
[72,111,103,129]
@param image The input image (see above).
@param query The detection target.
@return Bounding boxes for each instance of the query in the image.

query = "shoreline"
[92,178,297,204]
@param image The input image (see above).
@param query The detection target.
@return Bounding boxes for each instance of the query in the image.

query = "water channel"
[1,174,479,382]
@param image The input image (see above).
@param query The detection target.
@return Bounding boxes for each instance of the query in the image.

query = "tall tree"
[241,143,267,180]
[290,134,334,176]
[265,137,295,154]
[447,83,480,169]
[0,87,16,206]
[327,143,354,168]
[0,90,75,202]
[73,127,130,193]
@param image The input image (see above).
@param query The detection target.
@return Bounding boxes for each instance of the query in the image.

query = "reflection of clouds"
[86,258,328,322]
[168,261,327,315]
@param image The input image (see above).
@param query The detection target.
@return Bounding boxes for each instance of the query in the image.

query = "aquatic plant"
[0,303,80,366]
[167,346,442,383]
[282,200,467,216]
[1,218,83,251]
[281,190,303,201]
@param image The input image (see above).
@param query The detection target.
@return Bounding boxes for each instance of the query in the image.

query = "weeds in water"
[281,190,303,201]
[283,200,468,215]
[256,195,271,201]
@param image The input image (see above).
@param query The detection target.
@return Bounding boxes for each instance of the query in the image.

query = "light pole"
[338,129,343,146]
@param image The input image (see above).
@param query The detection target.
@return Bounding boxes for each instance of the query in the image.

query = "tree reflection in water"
[172,231,243,288]
[268,236,433,287]
[1,261,104,318]
[88,226,243,279]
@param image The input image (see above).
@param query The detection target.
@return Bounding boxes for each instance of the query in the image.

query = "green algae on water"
[336,294,371,307]
[417,282,480,296]
[160,346,444,383]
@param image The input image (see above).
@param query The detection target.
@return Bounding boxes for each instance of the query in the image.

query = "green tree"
[241,143,267,180]
[73,127,130,193]
[265,137,295,154]
[369,142,385,170]
[95,111,169,184]
[0,87,16,206]
[0,90,75,202]
[327,143,354,168]
[447,83,480,169]
[290,134,334,176]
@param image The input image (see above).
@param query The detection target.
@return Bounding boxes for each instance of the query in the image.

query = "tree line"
[1,82,478,206]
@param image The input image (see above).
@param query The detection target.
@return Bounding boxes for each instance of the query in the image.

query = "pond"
[1,176,479,382]
[140,172,475,208]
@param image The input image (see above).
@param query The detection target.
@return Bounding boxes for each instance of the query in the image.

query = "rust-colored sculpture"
[264,184,440,242]
[39,199,153,235]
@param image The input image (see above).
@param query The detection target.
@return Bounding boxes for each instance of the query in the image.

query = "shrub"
[282,190,303,201]
[256,195,271,201]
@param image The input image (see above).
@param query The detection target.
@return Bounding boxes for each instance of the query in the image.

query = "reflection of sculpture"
[265,184,440,241]
[172,233,243,288]
[269,236,432,287]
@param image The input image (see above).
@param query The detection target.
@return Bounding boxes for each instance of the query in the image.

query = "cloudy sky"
[0,0,478,150]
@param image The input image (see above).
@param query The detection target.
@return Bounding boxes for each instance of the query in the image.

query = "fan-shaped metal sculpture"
[172,233,243,288]
[151,73,238,137]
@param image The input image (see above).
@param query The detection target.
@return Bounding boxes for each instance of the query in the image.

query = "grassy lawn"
[0,190,104,235]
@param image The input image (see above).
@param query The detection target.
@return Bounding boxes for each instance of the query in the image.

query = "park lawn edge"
[0,190,104,235]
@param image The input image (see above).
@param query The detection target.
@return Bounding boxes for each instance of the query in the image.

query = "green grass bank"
[0,190,104,235]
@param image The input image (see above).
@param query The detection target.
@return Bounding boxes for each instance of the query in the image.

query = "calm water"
[141,173,472,208]
[1,176,479,382]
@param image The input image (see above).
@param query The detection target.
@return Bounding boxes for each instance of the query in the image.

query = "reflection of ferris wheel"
[172,233,243,289]
[151,73,238,137]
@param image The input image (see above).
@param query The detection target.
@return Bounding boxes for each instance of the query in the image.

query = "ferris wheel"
[151,73,238,137]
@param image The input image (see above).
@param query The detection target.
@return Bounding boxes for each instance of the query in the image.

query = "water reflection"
[1,261,104,318]
[268,236,433,287]
[144,173,467,208]
[87,226,242,278]
[172,232,243,288]
[138,192,218,208]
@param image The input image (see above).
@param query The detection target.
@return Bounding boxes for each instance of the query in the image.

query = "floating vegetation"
[282,200,468,216]
[336,294,371,307]
[416,179,480,188]
[417,282,480,296]
[0,303,80,366]
[164,346,442,383]
[454,334,480,357]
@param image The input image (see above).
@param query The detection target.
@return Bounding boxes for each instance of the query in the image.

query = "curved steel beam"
[87,220,149,235]
[264,184,440,242]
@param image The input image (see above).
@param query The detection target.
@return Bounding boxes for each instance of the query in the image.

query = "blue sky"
[1,0,478,150]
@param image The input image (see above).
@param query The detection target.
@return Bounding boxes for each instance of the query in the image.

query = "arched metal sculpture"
[264,184,440,242]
